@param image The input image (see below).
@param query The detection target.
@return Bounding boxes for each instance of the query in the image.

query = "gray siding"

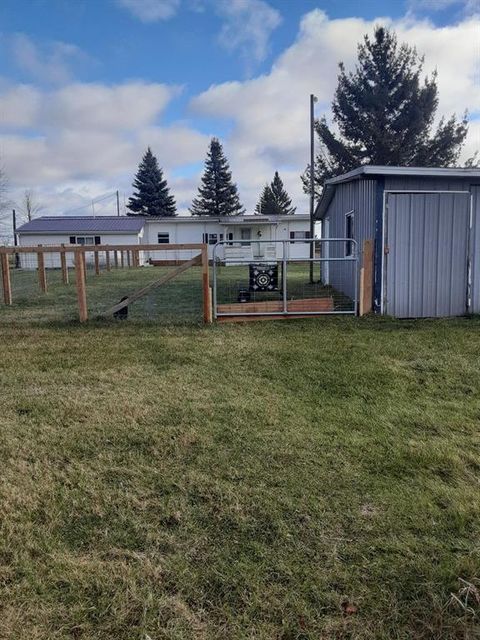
[384,177,469,192]
[323,178,376,300]
[470,185,480,313]
[385,192,470,317]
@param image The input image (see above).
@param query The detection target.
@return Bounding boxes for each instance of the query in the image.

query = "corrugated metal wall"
[384,177,469,191]
[470,185,480,313]
[384,192,470,317]
[323,179,376,300]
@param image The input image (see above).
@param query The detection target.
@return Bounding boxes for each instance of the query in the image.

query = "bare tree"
[21,189,43,222]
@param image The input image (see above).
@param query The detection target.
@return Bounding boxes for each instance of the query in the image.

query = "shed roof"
[325,165,480,185]
[16,216,145,234]
[315,165,480,219]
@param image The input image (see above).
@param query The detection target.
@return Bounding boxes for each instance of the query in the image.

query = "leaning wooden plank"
[101,254,202,317]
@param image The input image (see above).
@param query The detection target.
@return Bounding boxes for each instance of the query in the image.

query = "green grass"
[0,314,479,639]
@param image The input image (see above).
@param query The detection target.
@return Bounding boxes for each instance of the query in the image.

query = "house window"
[71,236,96,245]
[202,233,222,245]
[289,230,311,243]
[345,212,354,256]
[227,232,233,246]
[157,233,170,244]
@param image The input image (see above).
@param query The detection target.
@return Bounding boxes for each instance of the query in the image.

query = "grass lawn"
[1,315,480,639]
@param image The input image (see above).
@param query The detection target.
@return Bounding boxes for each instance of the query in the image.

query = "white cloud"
[116,0,180,22]
[215,0,282,69]
[191,10,480,213]
[0,81,179,132]
[0,80,210,214]
[10,33,89,85]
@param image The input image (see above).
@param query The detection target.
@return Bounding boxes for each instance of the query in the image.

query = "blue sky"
[0,0,478,222]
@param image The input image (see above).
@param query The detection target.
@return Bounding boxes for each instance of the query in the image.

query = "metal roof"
[325,165,480,185]
[315,165,480,219]
[16,216,145,234]
[17,213,310,234]
[144,214,310,224]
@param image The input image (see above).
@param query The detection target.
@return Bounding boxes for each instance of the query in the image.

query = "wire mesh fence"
[213,239,358,320]
[0,244,208,325]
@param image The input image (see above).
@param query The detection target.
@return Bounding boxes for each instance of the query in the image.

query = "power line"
[62,191,118,216]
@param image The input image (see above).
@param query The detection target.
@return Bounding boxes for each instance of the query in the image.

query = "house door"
[240,228,251,246]
[384,192,470,317]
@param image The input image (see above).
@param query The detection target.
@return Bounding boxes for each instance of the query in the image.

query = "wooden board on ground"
[217,297,334,322]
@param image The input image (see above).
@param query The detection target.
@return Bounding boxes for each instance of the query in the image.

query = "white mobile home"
[16,214,312,265]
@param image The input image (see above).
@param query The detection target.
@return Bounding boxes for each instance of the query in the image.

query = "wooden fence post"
[81,251,87,280]
[60,245,69,285]
[202,245,212,324]
[359,239,374,316]
[120,251,124,268]
[127,250,131,268]
[114,250,119,269]
[74,250,88,322]
[37,247,47,293]
[1,252,12,305]
[94,249,100,276]
[106,250,111,272]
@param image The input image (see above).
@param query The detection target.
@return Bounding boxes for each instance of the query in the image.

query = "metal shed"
[315,166,480,318]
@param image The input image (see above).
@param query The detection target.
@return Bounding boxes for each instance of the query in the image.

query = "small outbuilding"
[316,166,480,318]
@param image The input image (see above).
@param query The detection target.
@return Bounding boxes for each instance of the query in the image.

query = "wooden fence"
[0,243,212,324]
[359,239,374,316]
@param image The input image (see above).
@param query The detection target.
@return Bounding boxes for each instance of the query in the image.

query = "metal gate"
[212,238,358,320]
[384,191,471,317]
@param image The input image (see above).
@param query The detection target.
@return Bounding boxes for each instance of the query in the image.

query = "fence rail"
[0,243,211,324]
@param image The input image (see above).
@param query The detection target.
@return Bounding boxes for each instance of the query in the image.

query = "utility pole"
[309,93,317,284]
[116,190,120,216]
[12,209,19,268]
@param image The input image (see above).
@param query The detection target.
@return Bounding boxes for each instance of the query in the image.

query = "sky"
[0,0,479,225]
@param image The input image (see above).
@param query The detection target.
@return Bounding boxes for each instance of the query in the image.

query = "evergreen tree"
[255,184,275,215]
[128,147,176,216]
[190,138,245,216]
[302,26,472,198]
[255,172,296,215]
[270,171,296,214]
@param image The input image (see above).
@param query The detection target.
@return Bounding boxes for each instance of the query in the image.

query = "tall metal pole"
[12,209,19,268]
[116,190,120,217]
[309,94,317,283]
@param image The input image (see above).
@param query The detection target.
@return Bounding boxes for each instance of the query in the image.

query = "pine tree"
[255,184,274,215]
[270,171,296,214]
[128,147,176,216]
[255,172,296,215]
[190,138,245,216]
[302,26,472,197]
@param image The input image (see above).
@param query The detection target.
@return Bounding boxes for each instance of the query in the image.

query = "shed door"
[384,192,470,317]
